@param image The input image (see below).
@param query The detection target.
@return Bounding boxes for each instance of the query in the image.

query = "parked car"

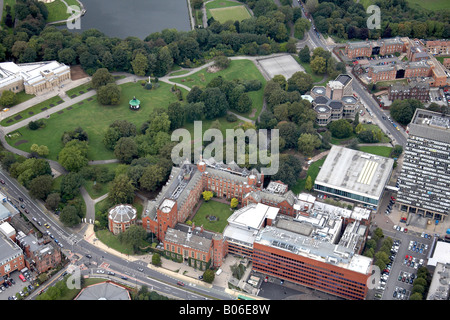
[177,281,185,286]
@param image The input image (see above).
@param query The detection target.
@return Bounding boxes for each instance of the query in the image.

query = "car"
[86,254,92,259]
[137,267,144,272]
[198,275,203,280]
[44,223,50,229]
[393,291,397,298]
[28,285,34,291]
[404,228,408,233]
[108,271,115,276]
[0,180,4,184]
[10,279,15,285]
[391,196,396,201]
[24,209,29,214]
[58,243,63,248]
[393,225,398,230]
[177,281,185,286]
[20,204,25,209]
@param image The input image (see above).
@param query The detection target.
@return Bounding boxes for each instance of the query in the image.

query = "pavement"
[81,224,258,299]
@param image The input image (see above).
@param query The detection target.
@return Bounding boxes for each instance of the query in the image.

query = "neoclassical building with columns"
[0,61,71,95]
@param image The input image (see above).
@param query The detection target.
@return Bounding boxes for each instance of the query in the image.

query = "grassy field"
[45,0,71,22]
[6,82,185,161]
[291,157,326,194]
[406,0,450,11]
[169,59,266,120]
[192,199,234,233]
[359,146,393,158]
[206,0,251,23]
[1,95,64,127]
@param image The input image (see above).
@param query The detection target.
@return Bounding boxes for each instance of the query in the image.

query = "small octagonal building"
[108,204,137,235]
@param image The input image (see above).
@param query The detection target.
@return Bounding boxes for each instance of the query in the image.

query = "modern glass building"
[314,146,394,208]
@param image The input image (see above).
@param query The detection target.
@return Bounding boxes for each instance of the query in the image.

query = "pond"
[65,0,192,39]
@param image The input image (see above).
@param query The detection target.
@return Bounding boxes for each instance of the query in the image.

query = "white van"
[215,268,223,276]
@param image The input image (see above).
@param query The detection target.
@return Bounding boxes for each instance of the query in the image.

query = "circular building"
[129,96,140,110]
[108,204,137,235]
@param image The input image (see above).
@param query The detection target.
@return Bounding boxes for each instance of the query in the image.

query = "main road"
[0,170,235,301]
[292,0,408,147]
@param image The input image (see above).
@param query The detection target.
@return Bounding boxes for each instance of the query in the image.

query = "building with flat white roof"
[0,61,71,95]
[314,145,394,208]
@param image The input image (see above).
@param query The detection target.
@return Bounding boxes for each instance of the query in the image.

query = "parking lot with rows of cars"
[374,229,433,300]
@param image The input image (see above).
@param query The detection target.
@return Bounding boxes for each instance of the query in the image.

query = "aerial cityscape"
[0,0,449,310]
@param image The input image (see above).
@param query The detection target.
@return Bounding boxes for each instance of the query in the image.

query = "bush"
[226,113,238,122]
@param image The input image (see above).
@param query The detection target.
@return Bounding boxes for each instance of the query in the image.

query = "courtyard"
[191,199,234,233]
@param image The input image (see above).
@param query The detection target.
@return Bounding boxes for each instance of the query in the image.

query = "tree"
[298,133,321,155]
[28,175,53,200]
[270,154,303,187]
[58,48,77,65]
[30,144,49,157]
[58,140,88,172]
[131,52,148,76]
[45,193,61,211]
[294,18,311,39]
[287,71,313,94]
[214,55,231,69]
[390,99,423,125]
[236,93,252,113]
[167,102,185,130]
[60,172,83,201]
[310,56,327,74]
[118,225,146,253]
[152,253,162,267]
[114,137,138,164]
[329,119,353,139]
[109,174,135,205]
[97,82,121,105]
[298,45,310,63]
[0,90,16,107]
[60,205,81,227]
[199,87,228,120]
[203,269,215,284]
[305,176,313,191]
[230,198,238,209]
[91,68,115,89]
[202,191,213,202]
[139,164,167,192]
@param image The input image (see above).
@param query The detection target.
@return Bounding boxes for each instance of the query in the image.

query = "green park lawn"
[358,145,393,158]
[45,0,71,22]
[291,157,326,194]
[192,199,234,233]
[206,0,251,23]
[1,95,64,127]
[169,59,266,120]
[6,81,185,161]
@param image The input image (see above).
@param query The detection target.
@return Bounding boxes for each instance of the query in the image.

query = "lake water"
[66,0,192,39]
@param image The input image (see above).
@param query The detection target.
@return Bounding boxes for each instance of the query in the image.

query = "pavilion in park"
[129,96,140,110]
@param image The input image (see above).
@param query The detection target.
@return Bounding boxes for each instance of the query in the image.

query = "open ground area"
[257,54,305,80]
[6,81,185,161]
[206,0,251,23]
[192,199,234,233]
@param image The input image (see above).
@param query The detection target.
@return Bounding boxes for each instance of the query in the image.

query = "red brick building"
[0,230,25,281]
[16,231,61,274]
[345,37,406,59]
[252,226,371,300]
